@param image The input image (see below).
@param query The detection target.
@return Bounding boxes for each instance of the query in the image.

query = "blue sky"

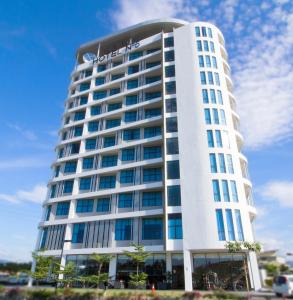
[0,0,293,262]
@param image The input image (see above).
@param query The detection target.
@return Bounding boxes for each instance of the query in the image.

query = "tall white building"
[35,18,261,291]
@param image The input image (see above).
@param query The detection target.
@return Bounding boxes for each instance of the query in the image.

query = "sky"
[0,0,293,262]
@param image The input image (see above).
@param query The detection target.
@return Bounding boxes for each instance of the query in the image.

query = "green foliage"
[123,243,150,264]
[280,264,289,273]
[265,278,273,287]
[26,289,54,300]
[225,241,261,253]
[56,261,76,287]
[0,262,31,274]
[0,285,5,294]
[31,252,55,282]
[263,263,279,275]
[129,272,148,289]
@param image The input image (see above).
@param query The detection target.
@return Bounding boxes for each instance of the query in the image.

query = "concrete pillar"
[166,252,172,273]
[248,251,261,291]
[183,249,193,291]
[109,255,117,281]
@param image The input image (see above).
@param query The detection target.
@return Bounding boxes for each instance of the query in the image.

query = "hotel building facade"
[35,19,261,291]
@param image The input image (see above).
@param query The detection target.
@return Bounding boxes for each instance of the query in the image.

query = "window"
[215,130,223,147]
[126,94,138,105]
[209,154,217,173]
[167,138,179,155]
[165,81,176,95]
[226,209,235,241]
[74,111,85,121]
[102,155,118,167]
[128,65,139,74]
[202,27,207,37]
[144,146,161,159]
[165,50,174,62]
[220,109,226,125]
[217,90,223,104]
[167,160,180,179]
[110,88,120,95]
[222,180,230,202]
[146,61,160,68]
[164,37,174,47]
[146,75,161,84]
[85,138,96,150]
[80,82,90,91]
[200,72,206,84]
[71,142,80,154]
[108,102,122,112]
[55,166,60,177]
[50,185,56,198]
[205,55,211,67]
[72,223,85,243]
[96,198,110,212]
[106,119,121,129]
[215,72,220,85]
[112,73,124,80]
[83,157,94,169]
[226,154,234,174]
[142,218,163,240]
[142,191,162,207]
[218,153,226,173]
[207,130,214,147]
[74,126,83,137]
[198,55,204,67]
[203,41,209,51]
[145,108,161,118]
[93,90,107,100]
[168,185,181,206]
[212,56,217,68]
[166,98,177,112]
[95,77,105,85]
[168,214,182,239]
[127,79,138,89]
[210,41,215,52]
[79,177,91,191]
[45,205,51,221]
[118,193,133,208]
[166,117,177,132]
[85,70,92,77]
[64,161,77,173]
[208,71,214,84]
[80,96,88,105]
[123,128,140,141]
[195,26,200,37]
[76,199,94,213]
[204,109,211,124]
[208,28,213,37]
[99,175,116,189]
[216,209,226,241]
[125,111,137,123]
[165,65,175,77]
[212,180,221,202]
[129,51,143,61]
[202,89,209,103]
[120,169,134,184]
[121,148,135,161]
[40,228,48,249]
[88,121,99,132]
[91,105,101,116]
[63,180,74,194]
[230,180,238,202]
[146,47,160,53]
[104,136,115,147]
[112,61,122,67]
[235,210,244,241]
[143,168,162,182]
[144,126,161,138]
[56,201,70,216]
[210,89,216,103]
[97,64,106,72]
[197,41,202,51]
[115,219,132,240]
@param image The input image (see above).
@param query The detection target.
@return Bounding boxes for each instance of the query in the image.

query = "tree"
[225,241,261,293]
[123,243,150,289]
[56,261,76,288]
[31,252,55,284]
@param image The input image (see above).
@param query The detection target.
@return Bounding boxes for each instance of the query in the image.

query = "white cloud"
[7,123,37,141]
[258,180,293,208]
[0,184,47,204]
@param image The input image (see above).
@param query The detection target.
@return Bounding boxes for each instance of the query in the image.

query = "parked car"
[273,275,293,297]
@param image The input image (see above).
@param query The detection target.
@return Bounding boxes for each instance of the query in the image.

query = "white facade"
[35,19,261,291]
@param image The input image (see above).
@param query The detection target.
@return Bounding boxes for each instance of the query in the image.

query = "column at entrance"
[183,249,193,291]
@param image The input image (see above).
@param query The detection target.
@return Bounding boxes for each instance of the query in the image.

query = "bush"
[182,291,202,299]
[0,286,5,294]
[265,278,273,288]
[4,288,25,300]
[26,289,55,300]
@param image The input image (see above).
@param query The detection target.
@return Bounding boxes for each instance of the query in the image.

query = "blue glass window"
[202,27,207,37]
[168,214,183,239]
[80,82,90,91]
[64,161,77,173]
[109,88,120,96]
[45,205,51,221]
[209,153,217,173]
[93,90,107,100]
[226,209,235,241]
[215,72,220,85]
[111,73,124,80]
[50,185,56,198]
[83,157,94,169]
[143,168,162,182]
[124,111,137,123]
[165,65,175,77]
[113,61,122,67]
[200,72,206,84]
[166,98,177,113]
[142,191,162,207]
[145,91,161,100]
[96,198,110,212]
[212,109,219,124]
[115,219,132,240]
[226,154,234,174]
[144,126,161,138]
[210,89,216,103]
[55,166,60,177]
[146,61,160,69]
[205,55,211,67]
[129,51,143,61]
[167,160,180,179]
[88,121,99,132]
[199,55,204,67]
[126,94,138,105]
[128,65,139,74]
[127,79,138,89]
[208,28,213,38]
[202,89,209,103]
[164,37,174,47]
[145,108,161,118]
[218,153,226,173]
[210,41,215,52]
[121,148,135,161]
[235,210,244,241]
[118,193,133,208]
[165,50,174,62]
[220,109,226,125]
[102,155,118,167]
[143,146,161,159]
[106,119,121,129]
[63,180,74,194]
[215,130,222,147]
[56,201,70,216]
[203,41,209,51]
[72,223,85,243]
[195,26,200,37]
[74,126,83,137]
[79,177,91,191]
[208,71,214,84]
[166,117,177,132]
[165,81,176,94]
[97,64,106,72]
[76,199,94,213]
[95,77,105,86]
[217,90,223,104]
[204,109,211,124]
[222,180,230,202]
[85,138,96,150]
[146,76,161,84]
[104,136,115,147]
[142,218,163,240]
[108,102,122,112]
[91,105,101,116]
[123,128,140,141]
[71,143,80,154]
[207,130,214,147]
[99,175,116,189]
[216,209,226,241]
[167,185,181,206]
[212,180,221,202]
[74,111,85,121]
[80,96,88,105]
[120,169,134,184]
[230,180,238,202]
[212,56,217,68]
[40,228,48,249]
[197,41,202,51]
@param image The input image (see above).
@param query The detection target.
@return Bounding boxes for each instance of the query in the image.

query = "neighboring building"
[34,18,261,291]
[259,250,286,267]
